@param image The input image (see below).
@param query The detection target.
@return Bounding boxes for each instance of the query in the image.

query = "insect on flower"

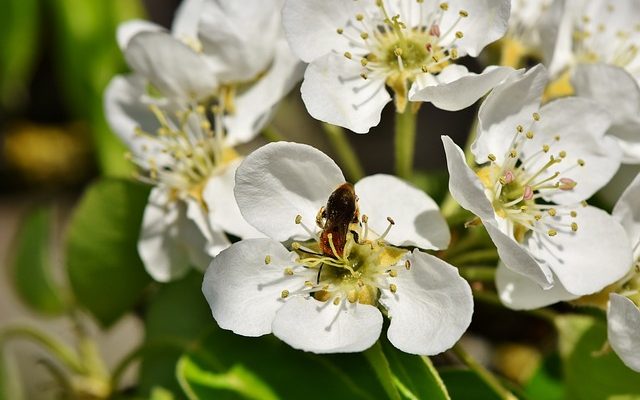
[317,183,360,258]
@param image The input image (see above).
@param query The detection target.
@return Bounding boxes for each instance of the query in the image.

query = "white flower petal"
[484,219,553,288]
[409,65,516,111]
[138,188,211,282]
[172,0,204,40]
[224,39,304,145]
[272,296,382,354]
[301,53,391,133]
[103,74,163,167]
[608,294,640,373]
[124,31,217,100]
[380,250,473,355]
[441,136,494,220]
[612,173,640,260]
[355,174,450,250]
[203,238,309,337]
[573,64,640,164]
[473,64,548,164]
[496,263,577,310]
[282,0,360,62]
[440,0,511,56]
[203,159,263,239]
[525,206,632,296]
[235,142,345,242]
[117,19,164,51]
[520,97,620,204]
[198,0,283,82]
[185,198,230,260]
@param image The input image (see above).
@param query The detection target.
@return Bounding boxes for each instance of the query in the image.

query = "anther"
[387,217,396,225]
[526,131,534,139]
[459,10,469,17]
[533,112,541,121]
[281,290,290,299]
[559,151,567,158]
[265,255,271,265]
[389,269,398,277]
[360,32,369,40]
[571,222,578,232]
[295,215,302,224]
[390,284,398,293]
[570,211,578,218]
[344,52,352,59]
[559,178,577,190]
[509,149,518,158]
[577,159,585,167]
[284,268,294,276]
[440,3,449,11]
[450,48,459,59]
[394,47,403,57]
[548,229,558,237]
[516,125,524,133]
[429,24,441,37]
[421,65,429,73]
[488,154,497,162]
[362,214,369,223]
[455,31,464,39]
[548,208,557,217]
[333,297,341,305]
[543,144,550,153]
[405,260,411,270]
[360,72,368,80]
[356,14,364,21]
[361,58,368,66]
[292,242,301,250]
[336,28,344,34]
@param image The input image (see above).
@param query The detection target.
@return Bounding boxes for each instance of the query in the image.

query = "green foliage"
[440,369,503,400]
[555,314,640,400]
[381,340,450,400]
[47,0,145,176]
[11,207,68,315]
[523,354,564,400]
[138,271,213,396]
[66,178,151,327]
[0,349,25,400]
[0,0,39,110]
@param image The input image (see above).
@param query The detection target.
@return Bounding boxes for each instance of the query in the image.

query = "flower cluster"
[100,0,640,374]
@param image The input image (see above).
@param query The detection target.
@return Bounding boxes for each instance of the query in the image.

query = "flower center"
[335,1,468,109]
[571,9,640,70]
[267,211,409,308]
[476,112,583,242]
[128,103,237,204]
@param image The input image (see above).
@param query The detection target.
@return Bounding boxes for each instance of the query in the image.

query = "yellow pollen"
[356,13,364,21]
[516,125,524,133]
[450,48,459,59]
[559,151,567,158]
[548,229,558,237]
[571,222,578,232]
[281,290,289,298]
[455,31,464,39]
[390,284,398,293]
[284,268,294,276]
[548,208,557,217]
[533,112,541,121]
[344,52,352,59]
[265,255,271,265]
[361,32,369,40]
[554,135,561,141]
[421,65,429,72]
[509,149,518,158]
[361,58,369,66]
[389,269,398,277]
[333,297,341,305]
[405,260,411,270]
[360,72,369,80]
[295,214,302,224]
[440,3,449,11]
[570,211,577,217]
[459,10,469,17]
[543,144,550,153]
[577,159,585,166]
[394,47,403,57]
[488,154,497,162]
[336,28,344,34]
[526,131,534,139]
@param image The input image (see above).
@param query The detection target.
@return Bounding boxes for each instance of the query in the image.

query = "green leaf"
[439,369,502,400]
[523,354,564,400]
[66,178,151,327]
[555,314,640,400]
[138,271,213,397]
[0,0,39,110]
[11,207,68,315]
[177,330,386,400]
[0,348,25,400]
[177,359,279,400]
[381,340,450,400]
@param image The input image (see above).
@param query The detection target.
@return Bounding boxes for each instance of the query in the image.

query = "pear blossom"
[546,0,640,162]
[203,142,473,354]
[104,0,305,281]
[442,64,631,305]
[282,0,515,133]
[607,173,640,372]
[499,0,564,67]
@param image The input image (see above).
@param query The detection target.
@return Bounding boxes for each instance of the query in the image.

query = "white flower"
[112,0,304,144]
[500,0,564,66]
[607,173,640,372]
[282,0,515,133]
[203,142,473,354]
[547,0,640,163]
[442,64,631,306]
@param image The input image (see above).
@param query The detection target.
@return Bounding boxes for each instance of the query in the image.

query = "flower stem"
[449,249,498,266]
[0,325,83,373]
[363,342,401,400]
[394,107,417,180]
[451,343,518,400]
[458,266,497,282]
[322,123,365,182]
